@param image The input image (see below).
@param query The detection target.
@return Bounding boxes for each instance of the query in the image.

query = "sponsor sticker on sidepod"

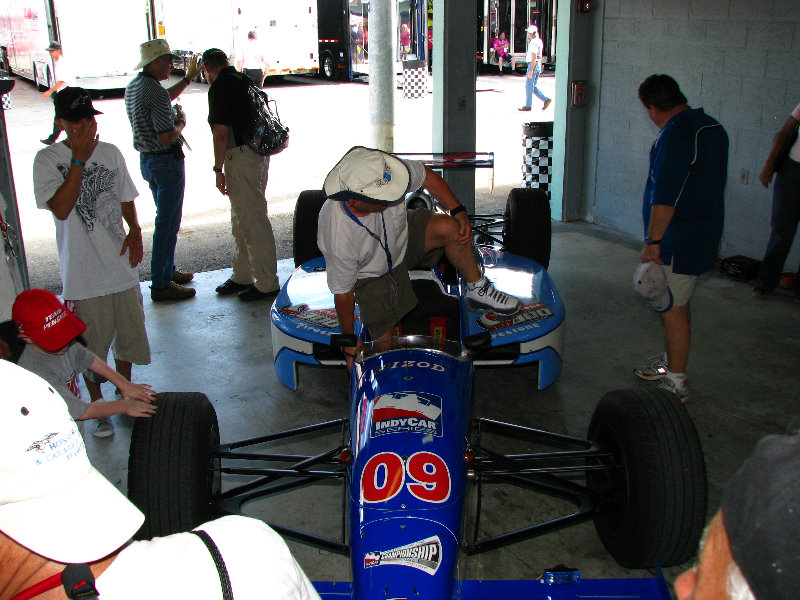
[476,301,554,332]
[364,536,443,575]
[371,391,443,438]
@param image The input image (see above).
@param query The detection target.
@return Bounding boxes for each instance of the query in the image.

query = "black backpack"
[245,81,289,156]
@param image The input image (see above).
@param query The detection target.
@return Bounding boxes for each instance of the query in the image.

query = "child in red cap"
[12,289,156,437]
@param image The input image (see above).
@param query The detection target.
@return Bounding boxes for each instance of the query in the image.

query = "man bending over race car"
[319,146,521,369]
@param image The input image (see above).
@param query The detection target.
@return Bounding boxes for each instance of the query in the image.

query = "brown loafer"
[151,281,196,301]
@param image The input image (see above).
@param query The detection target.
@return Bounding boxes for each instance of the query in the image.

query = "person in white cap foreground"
[0,361,322,600]
[318,147,521,369]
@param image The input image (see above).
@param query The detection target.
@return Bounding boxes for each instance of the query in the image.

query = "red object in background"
[571,81,587,106]
[578,0,591,13]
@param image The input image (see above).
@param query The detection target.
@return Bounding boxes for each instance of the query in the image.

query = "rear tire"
[293,190,327,267]
[586,388,707,568]
[128,392,220,540]
[503,188,551,268]
[321,52,336,80]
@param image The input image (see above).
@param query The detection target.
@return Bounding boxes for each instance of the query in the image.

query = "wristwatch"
[450,204,467,216]
[212,166,223,173]
[644,237,661,245]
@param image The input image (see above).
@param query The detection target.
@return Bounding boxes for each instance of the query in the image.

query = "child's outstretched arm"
[88,356,157,403]
[79,398,157,420]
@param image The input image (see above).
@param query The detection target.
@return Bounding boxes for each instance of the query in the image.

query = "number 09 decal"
[361,451,451,504]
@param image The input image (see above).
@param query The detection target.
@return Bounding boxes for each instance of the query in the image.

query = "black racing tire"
[293,189,327,267]
[128,392,220,540]
[586,388,707,568]
[503,188,551,268]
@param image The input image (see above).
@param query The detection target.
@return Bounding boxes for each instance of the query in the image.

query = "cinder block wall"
[582,0,800,266]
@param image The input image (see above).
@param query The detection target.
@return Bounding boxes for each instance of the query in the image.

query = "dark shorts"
[355,208,444,339]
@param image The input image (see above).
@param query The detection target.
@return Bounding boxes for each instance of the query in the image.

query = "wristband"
[70,158,86,168]
[644,237,661,246]
[450,204,467,217]
[182,77,191,85]
[213,166,223,173]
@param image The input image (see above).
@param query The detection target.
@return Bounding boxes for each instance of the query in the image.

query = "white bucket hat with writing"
[324,146,410,205]
[633,261,673,313]
[0,361,144,563]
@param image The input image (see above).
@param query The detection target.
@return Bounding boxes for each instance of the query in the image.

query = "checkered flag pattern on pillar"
[522,136,553,191]
[402,65,427,99]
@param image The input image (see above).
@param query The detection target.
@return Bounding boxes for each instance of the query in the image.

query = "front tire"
[128,392,220,540]
[503,188,551,268]
[293,190,327,267]
[586,388,707,568]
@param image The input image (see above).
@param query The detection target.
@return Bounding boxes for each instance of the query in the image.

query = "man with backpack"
[201,48,279,302]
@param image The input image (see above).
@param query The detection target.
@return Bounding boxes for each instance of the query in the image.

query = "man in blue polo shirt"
[633,74,728,403]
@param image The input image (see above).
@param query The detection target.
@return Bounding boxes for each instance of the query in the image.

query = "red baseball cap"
[12,289,86,352]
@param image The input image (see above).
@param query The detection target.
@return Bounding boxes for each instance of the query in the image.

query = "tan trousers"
[223,146,279,292]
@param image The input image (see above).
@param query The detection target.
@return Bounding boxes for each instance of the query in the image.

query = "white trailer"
[0,0,150,89]
[153,0,319,78]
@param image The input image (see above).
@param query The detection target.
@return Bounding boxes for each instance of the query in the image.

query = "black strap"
[62,564,99,600]
[191,530,233,600]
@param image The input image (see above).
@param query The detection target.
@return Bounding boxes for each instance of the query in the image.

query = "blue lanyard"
[341,202,393,274]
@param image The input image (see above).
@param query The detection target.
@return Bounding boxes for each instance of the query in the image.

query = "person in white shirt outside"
[237,30,269,87]
[0,360,323,600]
[518,25,551,112]
[40,42,76,145]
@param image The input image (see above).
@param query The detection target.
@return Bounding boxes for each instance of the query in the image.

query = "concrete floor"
[84,221,800,592]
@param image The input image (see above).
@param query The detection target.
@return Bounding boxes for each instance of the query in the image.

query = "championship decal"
[363,536,443,575]
[371,391,443,438]
[476,302,554,333]
[277,303,342,329]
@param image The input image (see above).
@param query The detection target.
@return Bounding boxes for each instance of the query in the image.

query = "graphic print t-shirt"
[33,141,140,300]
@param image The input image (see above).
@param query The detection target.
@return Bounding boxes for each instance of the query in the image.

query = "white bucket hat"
[135,38,177,69]
[0,362,144,563]
[324,146,410,205]
[633,261,674,313]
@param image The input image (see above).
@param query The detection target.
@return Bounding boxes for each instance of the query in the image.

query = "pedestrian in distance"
[40,41,76,146]
[201,47,281,302]
[518,25,551,112]
[753,101,800,303]
[632,74,729,404]
[32,87,153,437]
[125,39,199,301]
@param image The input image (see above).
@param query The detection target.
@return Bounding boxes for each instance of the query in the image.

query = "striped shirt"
[124,72,178,153]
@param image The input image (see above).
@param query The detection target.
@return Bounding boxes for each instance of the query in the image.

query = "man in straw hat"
[124,39,199,302]
[0,360,322,600]
[319,146,522,369]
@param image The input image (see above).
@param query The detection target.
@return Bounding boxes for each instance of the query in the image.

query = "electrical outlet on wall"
[740,169,749,185]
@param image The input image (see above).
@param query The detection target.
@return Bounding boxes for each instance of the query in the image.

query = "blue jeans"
[756,157,800,294]
[140,153,185,288]
[525,64,549,108]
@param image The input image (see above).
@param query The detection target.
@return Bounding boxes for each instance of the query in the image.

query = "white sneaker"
[633,353,668,381]
[657,376,689,404]
[466,277,521,314]
[93,418,115,438]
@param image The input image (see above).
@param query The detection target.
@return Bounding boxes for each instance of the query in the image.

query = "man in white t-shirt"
[0,361,322,600]
[318,147,522,369]
[237,30,269,87]
[40,41,76,145]
[33,87,151,438]
[518,25,551,112]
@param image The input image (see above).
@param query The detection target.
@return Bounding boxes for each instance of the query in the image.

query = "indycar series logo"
[476,302,554,334]
[277,303,343,331]
[371,392,443,438]
[364,536,443,575]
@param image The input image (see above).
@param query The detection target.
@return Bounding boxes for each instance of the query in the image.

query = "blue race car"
[127,157,705,600]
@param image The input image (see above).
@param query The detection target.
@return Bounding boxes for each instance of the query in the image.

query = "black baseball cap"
[54,87,103,122]
[45,41,61,52]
